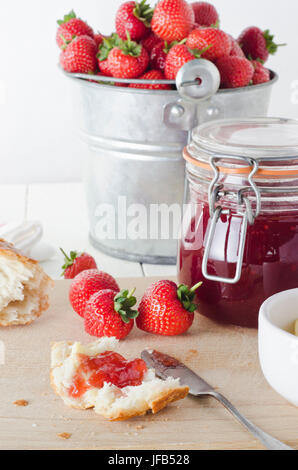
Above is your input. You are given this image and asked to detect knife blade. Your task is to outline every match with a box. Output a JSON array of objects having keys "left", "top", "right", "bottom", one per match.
[{"left": 141, "top": 349, "right": 214, "bottom": 396}]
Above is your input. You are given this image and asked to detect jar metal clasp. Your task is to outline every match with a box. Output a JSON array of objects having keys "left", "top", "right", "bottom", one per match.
[{"left": 202, "top": 156, "right": 261, "bottom": 285}]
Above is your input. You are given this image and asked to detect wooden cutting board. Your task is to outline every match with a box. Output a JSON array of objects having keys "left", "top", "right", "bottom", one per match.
[{"left": 0, "top": 278, "right": 297, "bottom": 450}]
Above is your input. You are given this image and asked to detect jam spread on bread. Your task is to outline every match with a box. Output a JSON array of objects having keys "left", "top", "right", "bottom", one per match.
[{"left": 69, "top": 352, "right": 148, "bottom": 398}]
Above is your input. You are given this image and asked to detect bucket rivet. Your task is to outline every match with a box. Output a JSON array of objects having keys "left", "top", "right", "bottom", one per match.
[{"left": 171, "top": 104, "right": 185, "bottom": 118}]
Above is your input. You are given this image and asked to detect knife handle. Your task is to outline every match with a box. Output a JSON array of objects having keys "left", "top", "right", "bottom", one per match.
[{"left": 211, "top": 392, "right": 293, "bottom": 451}]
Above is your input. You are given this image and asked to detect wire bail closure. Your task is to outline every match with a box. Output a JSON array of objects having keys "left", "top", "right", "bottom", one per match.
[{"left": 202, "top": 156, "right": 260, "bottom": 284}]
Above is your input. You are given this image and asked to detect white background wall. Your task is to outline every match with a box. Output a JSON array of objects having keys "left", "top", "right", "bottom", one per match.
[{"left": 0, "top": 0, "right": 297, "bottom": 184}]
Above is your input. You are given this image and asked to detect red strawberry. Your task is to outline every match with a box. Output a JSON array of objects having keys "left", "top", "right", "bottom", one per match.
[
  {"left": 152, "top": 0, "right": 195, "bottom": 42},
  {"left": 216, "top": 56, "right": 254, "bottom": 89},
  {"left": 116, "top": 0, "right": 154, "bottom": 41},
  {"left": 69, "top": 269, "right": 120, "bottom": 318},
  {"left": 165, "top": 44, "right": 201, "bottom": 79},
  {"left": 129, "top": 70, "right": 171, "bottom": 89},
  {"left": 85, "top": 289, "right": 138, "bottom": 340},
  {"left": 238, "top": 27, "right": 283, "bottom": 63},
  {"left": 187, "top": 28, "right": 232, "bottom": 61},
  {"left": 150, "top": 42, "right": 168, "bottom": 73},
  {"left": 108, "top": 34, "right": 149, "bottom": 78},
  {"left": 186, "top": 28, "right": 209, "bottom": 51},
  {"left": 191, "top": 2, "right": 219, "bottom": 27},
  {"left": 97, "top": 34, "right": 122, "bottom": 76},
  {"left": 56, "top": 10, "right": 94, "bottom": 49},
  {"left": 136, "top": 280, "right": 202, "bottom": 336},
  {"left": 251, "top": 60, "right": 270, "bottom": 85},
  {"left": 61, "top": 249, "right": 97, "bottom": 279},
  {"left": 141, "top": 32, "right": 163, "bottom": 52},
  {"left": 98, "top": 59, "right": 113, "bottom": 76},
  {"left": 94, "top": 34, "right": 104, "bottom": 48},
  {"left": 60, "top": 35, "right": 97, "bottom": 73},
  {"left": 229, "top": 36, "right": 245, "bottom": 58}
]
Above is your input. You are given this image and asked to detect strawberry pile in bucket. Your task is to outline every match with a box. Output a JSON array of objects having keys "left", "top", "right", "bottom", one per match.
[{"left": 57, "top": 0, "right": 284, "bottom": 90}]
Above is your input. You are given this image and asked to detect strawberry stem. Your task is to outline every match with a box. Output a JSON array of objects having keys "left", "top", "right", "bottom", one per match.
[
  {"left": 127, "top": 288, "right": 136, "bottom": 299},
  {"left": 177, "top": 282, "right": 202, "bottom": 313},
  {"left": 60, "top": 248, "right": 79, "bottom": 275},
  {"left": 263, "top": 30, "right": 286, "bottom": 55},
  {"left": 120, "top": 32, "right": 142, "bottom": 57},
  {"left": 188, "top": 44, "right": 212, "bottom": 59},
  {"left": 133, "top": 0, "right": 154, "bottom": 28},
  {"left": 57, "top": 10, "right": 76, "bottom": 26},
  {"left": 60, "top": 247, "right": 71, "bottom": 262},
  {"left": 97, "top": 33, "right": 121, "bottom": 60},
  {"left": 190, "top": 282, "right": 203, "bottom": 294},
  {"left": 114, "top": 289, "right": 139, "bottom": 323}
]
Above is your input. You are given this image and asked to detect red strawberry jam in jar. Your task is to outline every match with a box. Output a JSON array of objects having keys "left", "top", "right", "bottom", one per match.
[{"left": 178, "top": 118, "right": 298, "bottom": 328}]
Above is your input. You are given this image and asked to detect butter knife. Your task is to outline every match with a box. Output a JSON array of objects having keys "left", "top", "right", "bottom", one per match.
[{"left": 141, "top": 349, "right": 293, "bottom": 451}]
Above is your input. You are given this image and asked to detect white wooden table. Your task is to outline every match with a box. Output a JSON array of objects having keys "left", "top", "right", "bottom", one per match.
[{"left": 0, "top": 183, "right": 177, "bottom": 280}]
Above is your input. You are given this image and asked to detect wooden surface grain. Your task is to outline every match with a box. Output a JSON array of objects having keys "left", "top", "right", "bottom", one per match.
[{"left": 0, "top": 278, "right": 297, "bottom": 450}]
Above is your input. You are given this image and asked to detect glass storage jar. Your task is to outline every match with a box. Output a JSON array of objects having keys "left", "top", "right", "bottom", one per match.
[{"left": 178, "top": 118, "right": 298, "bottom": 328}]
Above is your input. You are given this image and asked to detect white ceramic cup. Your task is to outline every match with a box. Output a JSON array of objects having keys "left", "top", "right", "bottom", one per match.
[{"left": 259, "top": 288, "right": 298, "bottom": 407}]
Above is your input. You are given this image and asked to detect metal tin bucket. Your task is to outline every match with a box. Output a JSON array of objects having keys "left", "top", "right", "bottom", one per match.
[{"left": 67, "top": 67, "right": 278, "bottom": 264}]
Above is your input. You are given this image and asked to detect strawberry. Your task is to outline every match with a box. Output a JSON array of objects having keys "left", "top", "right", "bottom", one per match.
[
  {"left": 69, "top": 269, "right": 120, "bottom": 318},
  {"left": 152, "top": 0, "right": 195, "bottom": 42},
  {"left": 251, "top": 60, "right": 270, "bottom": 85},
  {"left": 186, "top": 28, "right": 209, "bottom": 51},
  {"left": 94, "top": 33, "right": 104, "bottom": 48},
  {"left": 61, "top": 248, "right": 97, "bottom": 279},
  {"left": 85, "top": 289, "right": 139, "bottom": 340},
  {"left": 116, "top": 0, "right": 154, "bottom": 41},
  {"left": 97, "top": 34, "right": 122, "bottom": 76},
  {"left": 56, "top": 10, "right": 94, "bottom": 49},
  {"left": 164, "top": 44, "right": 203, "bottom": 80},
  {"left": 238, "top": 27, "right": 284, "bottom": 63},
  {"left": 60, "top": 35, "right": 97, "bottom": 74},
  {"left": 98, "top": 59, "right": 113, "bottom": 77},
  {"left": 187, "top": 28, "right": 232, "bottom": 61},
  {"left": 216, "top": 55, "right": 254, "bottom": 89},
  {"left": 129, "top": 70, "right": 171, "bottom": 89},
  {"left": 108, "top": 34, "right": 149, "bottom": 78},
  {"left": 141, "top": 32, "right": 163, "bottom": 52},
  {"left": 229, "top": 36, "right": 245, "bottom": 58},
  {"left": 191, "top": 2, "right": 219, "bottom": 27},
  {"left": 150, "top": 41, "right": 170, "bottom": 73},
  {"left": 136, "top": 280, "right": 202, "bottom": 336}
]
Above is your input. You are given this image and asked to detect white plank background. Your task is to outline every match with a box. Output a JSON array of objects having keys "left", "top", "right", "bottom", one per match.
[{"left": 1, "top": 183, "right": 176, "bottom": 280}]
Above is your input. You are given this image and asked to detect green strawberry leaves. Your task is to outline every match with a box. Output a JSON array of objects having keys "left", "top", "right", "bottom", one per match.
[
  {"left": 189, "top": 44, "right": 212, "bottom": 59},
  {"left": 177, "top": 282, "right": 202, "bottom": 313},
  {"left": 114, "top": 289, "right": 139, "bottom": 324},
  {"left": 120, "top": 32, "right": 142, "bottom": 57},
  {"left": 59, "top": 33, "right": 76, "bottom": 50},
  {"left": 134, "top": 0, "right": 154, "bottom": 28},
  {"left": 210, "top": 20, "right": 220, "bottom": 29},
  {"left": 97, "top": 33, "right": 122, "bottom": 61},
  {"left": 99, "top": 32, "right": 141, "bottom": 59},
  {"left": 57, "top": 10, "right": 76, "bottom": 26},
  {"left": 263, "top": 29, "right": 286, "bottom": 56},
  {"left": 60, "top": 248, "right": 79, "bottom": 275}
]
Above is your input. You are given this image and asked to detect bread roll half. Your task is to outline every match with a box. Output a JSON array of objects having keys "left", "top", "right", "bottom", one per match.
[
  {"left": 0, "top": 239, "right": 53, "bottom": 326},
  {"left": 51, "top": 338, "right": 189, "bottom": 421}
]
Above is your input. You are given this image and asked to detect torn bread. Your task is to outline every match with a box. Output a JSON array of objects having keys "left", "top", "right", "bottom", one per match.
[
  {"left": 51, "top": 338, "right": 189, "bottom": 421},
  {"left": 0, "top": 239, "right": 53, "bottom": 326}
]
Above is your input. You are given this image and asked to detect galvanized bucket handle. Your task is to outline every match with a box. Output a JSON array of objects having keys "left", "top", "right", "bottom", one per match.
[{"left": 163, "top": 59, "right": 221, "bottom": 131}]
